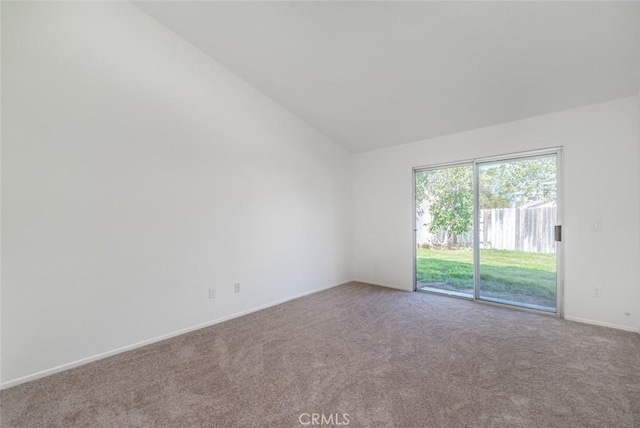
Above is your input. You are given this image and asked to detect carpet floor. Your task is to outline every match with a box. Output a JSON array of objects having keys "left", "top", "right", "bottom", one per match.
[{"left": 2, "top": 282, "right": 640, "bottom": 427}]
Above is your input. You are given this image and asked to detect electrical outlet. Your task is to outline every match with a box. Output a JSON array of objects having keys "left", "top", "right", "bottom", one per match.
[
  {"left": 592, "top": 220, "right": 602, "bottom": 232},
  {"left": 208, "top": 288, "right": 216, "bottom": 299},
  {"left": 593, "top": 286, "right": 602, "bottom": 298},
  {"left": 234, "top": 282, "right": 241, "bottom": 293}
]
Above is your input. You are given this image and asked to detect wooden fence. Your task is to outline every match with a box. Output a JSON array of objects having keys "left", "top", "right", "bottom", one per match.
[
  {"left": 480, "top": 206, "right": 557, "bottom": 253},
  {"left": 420, "top": 206, "right": 557, "bottom": 254}
]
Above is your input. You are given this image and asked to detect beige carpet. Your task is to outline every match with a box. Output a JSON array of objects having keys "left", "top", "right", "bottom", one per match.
[{"left": 2, "top": 282, "right": 639, "bottom": 427}]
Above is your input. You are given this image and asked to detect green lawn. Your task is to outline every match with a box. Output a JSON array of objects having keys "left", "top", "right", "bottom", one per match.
[{"left": 416, "top": 248, "right": 556, "bottom": 305}]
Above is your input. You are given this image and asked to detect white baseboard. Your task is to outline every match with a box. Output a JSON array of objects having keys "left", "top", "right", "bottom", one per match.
[
  {"left": 353, "top": 279, "right": 412, "bottom": 292},
  {"left": 564, "top": 316, "right": 639, "bottom": 333},
  {"left": 1, "top": 280, "right": 352, "bottom": 390}
]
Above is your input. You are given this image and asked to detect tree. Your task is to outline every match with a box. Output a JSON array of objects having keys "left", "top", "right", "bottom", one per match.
[
  {"left": 479, "top": 157, "right": 556, "bottom": 209},
  {"left": 417, "top": 166, "right": 473, "bottom": 245}
]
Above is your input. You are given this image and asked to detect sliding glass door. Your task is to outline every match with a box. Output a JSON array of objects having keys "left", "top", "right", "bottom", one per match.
[
  {"left": 477, "top": 155, "right": 558, "bottom": 312},
  {"left": 414, "top": 150, "right": 561, "bottom": 314},
  {"left": 415, "top": 165, "right": 474, "bottom": 298}
]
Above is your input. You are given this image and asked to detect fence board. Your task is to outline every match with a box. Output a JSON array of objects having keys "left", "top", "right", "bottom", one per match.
[{"left": 481, "top": 206, "right": 556, "bottom": 253}]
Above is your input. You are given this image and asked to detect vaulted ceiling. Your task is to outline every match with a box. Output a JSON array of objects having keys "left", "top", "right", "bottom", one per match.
[{"left": 135, "top": 1, "right": 640, "bottom": 153}]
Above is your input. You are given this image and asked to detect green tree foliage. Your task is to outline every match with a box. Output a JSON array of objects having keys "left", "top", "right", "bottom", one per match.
[
  {"left": 479, "top": 157, "right": 556, "bottom": 209},
  {"left": 417, "top": 166, "right": 473, "bottom": 242}
]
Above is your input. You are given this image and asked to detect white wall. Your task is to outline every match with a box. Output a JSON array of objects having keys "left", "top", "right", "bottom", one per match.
[
  {"left": 0, "top": 0, "right": 3, "bottom": 387},
  {"left": 1, "top": 2, "right": 352, "bottom": 386},
  {"left": 353, "top": 96, "right": 640, "bottom": 332}
]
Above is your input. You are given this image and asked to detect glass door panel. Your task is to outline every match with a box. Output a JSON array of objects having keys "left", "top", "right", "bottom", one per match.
[
  {"left": 477, "top": 155, "right": 558, "bottom": 312},
  {"left": 415, "top": 165, "right": 474, "bottom": 298}
]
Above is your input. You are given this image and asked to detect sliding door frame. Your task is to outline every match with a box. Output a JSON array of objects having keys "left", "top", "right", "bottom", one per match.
[{"left": 413, "top": 147, "right": 564, "bottom": 317}]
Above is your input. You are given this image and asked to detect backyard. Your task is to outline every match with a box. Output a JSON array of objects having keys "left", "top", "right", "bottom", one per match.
[{"left": 416, "top": 247, "right": 556, "bottom": 309}]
